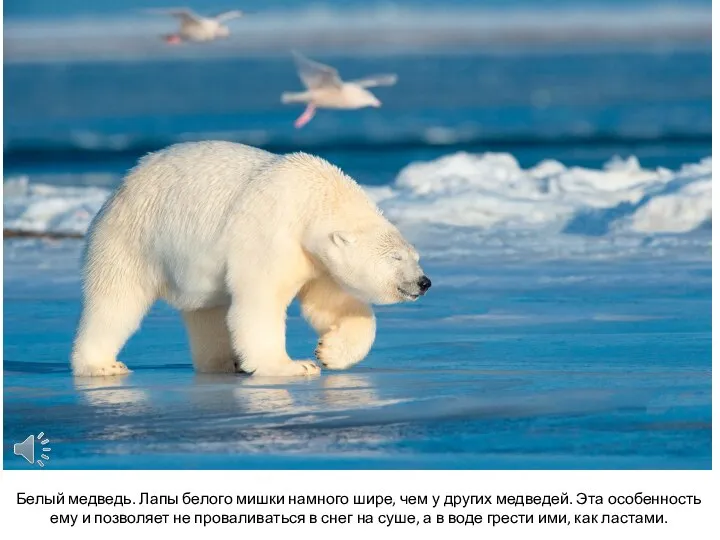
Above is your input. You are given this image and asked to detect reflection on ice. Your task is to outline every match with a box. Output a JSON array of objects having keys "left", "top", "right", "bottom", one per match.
[
  {"left": 74, "top": 375, "right": 148, "bottom": 412},
  {"left": 233, "top": 378, "right": 295, "bottom": 416},
  {"left": 321, "top": 374, "right": 379, "bottom": 410},
  {"left": 230, "top": 373, "right": 400, "bottom": 417}
]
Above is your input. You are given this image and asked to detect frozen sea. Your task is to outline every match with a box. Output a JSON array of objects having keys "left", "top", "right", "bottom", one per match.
[{"left": 2, "top": 0, "right": 712, "bottom": 469}]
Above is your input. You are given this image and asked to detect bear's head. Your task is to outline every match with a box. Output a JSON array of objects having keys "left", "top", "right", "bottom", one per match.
[{"left": 316, "top": 225, "right": 431, "bottom": 305}]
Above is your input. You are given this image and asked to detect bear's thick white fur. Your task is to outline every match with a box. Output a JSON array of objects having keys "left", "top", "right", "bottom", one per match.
[{"left": 71, "top": 141, "right": 427, "bottom": 377}]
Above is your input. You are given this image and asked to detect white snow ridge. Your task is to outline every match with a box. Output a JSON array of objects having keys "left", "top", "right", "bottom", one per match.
[
  {"left": 3, "top": 176, "right": 110, "bottom": 236},
  {"left": 369, "top": 153, "right": 711, "bottom": 236},
  {"left": 3, "top": 153, "right": 712, "bottom": 244}
]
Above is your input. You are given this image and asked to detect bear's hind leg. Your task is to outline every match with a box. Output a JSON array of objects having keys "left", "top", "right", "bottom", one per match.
[
  {"left": 299, "top": 277, "right": 376, "bottom": 370},
  {"left": 182, "top": 306, "right": 237, "bottom": 373},
  {"left": 71, "top": 262, "right": 157, "bottom": 377}
]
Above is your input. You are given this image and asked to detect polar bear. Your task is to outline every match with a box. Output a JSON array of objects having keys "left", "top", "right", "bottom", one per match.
[{"left": 71, "top": 141, "right": 431, "bottom": 377}]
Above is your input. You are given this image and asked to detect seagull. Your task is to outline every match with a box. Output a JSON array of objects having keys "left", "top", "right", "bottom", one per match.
[
  {"left": 281, "top": 51, "right": 398, "bottom": 128},
  {"left": 146, "top": 8, "right": 247, "bottom": 44}
]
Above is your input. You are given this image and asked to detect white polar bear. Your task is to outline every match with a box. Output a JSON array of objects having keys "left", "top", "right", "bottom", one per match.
[{"left": 71, "top": 141, "right": 431, "bottom": 377}]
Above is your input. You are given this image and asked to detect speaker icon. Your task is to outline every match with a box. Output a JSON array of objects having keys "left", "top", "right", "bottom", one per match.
[{"left": 14, "top": 432, "right": 52, "bottom": 467}]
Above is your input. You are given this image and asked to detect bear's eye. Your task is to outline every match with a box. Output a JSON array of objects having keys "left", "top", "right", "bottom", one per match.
[{"left": 390, "top": 252, "right": 404, "bottom": 261}]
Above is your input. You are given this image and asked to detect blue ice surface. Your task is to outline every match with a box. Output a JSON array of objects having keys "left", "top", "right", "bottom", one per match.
[{"left": 3, "top": 238, "right": 711, "bottom": 470}]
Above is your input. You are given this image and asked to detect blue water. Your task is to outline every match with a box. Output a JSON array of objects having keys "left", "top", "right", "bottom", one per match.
[
  {"left": 3, "top": 0, "right": 712, "bottom": 180},
  {"left": 3, "top": 49, "right": 712, "bottom": 187},
  {"left": 2, "top": 0, "right": 712, "bottom": 470},
  {"left": 4, "top": 0, "right": 711, "bottom": 18}
]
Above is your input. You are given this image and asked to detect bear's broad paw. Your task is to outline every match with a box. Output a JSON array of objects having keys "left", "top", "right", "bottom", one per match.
[
  {"left": 252, "top": 360, "right": 321, "bottom": 377},
  {"left": 73, "top": 360, "right": 131, "bottom": 378},
  {"left": 315, "top": 333, "right": 357, "bottom": 370}
]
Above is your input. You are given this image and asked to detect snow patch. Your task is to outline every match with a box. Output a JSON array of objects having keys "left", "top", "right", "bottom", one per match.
[
  {"left": 368, "top": 153, "right": 711, "bottom": 235},
  {"left": 4, "top": 154, "right": 711, "bottom": 246}
]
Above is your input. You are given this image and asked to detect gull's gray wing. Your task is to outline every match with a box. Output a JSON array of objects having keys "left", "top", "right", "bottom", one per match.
[
  {"left": 214, "top": 10, "right": 245, "bottom": 22},
  {"left": 291, "top": 51, "right": 343, "bottom": 90},
  {"left": 350, "top": 74, "right": 398, "bottom": 88},
  {"left": 145, "top": 8, "right": 204, "bottom": 24}
]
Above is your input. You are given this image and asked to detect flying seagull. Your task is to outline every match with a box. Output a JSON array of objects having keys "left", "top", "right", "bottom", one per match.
[
  {"left": 146, "top": 8, "right": 247, "bottom": 44},
  {"left": 281, "top": 51, "right": 398, "bottom": 128}
]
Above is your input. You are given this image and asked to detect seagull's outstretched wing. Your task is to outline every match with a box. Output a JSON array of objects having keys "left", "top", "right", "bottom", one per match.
[
  {"left": 214, "top": 10, "right": 245, "bottom": 22},
  {"left": 145, "top": 8, "right": 204, "bottom": 24},
  {"left": 292, "top": 51, "right": 343, "bottom": 90},
  {"left": 351, "top": 74, "right": 398, "bottom": 88}
]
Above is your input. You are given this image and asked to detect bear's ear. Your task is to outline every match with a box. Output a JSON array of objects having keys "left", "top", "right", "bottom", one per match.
[{"left": 331, "top": 231, "right": 356, "bottom": 247}]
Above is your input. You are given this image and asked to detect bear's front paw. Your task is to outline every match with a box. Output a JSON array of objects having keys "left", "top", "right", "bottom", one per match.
[
  {"left": 293, "top": 360, "right": 322, "bottom": 376},
  {"left": 315, "top": 331, "right": 363, "bottom": 370},
  {"left": 73, "top": 360, "right": 131, "bottom": 378},
  {"left": 252, "top": 360, "right": 321, "bottom": 377}
]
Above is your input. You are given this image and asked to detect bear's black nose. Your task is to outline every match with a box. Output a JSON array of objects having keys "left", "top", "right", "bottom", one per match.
[{"left": 418, "top": 276, "right": 432, "bottom": 294}]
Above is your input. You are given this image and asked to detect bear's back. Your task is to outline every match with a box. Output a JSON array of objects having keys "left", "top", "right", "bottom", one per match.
[
  {"left": 131, "top": 141, "right": 278, "bottom": 192},
  {"left": 111, "top": 140, "right": 279, "bottom": 230},
  {"left": 92, "top": 141, "right": 281, "bottom": 257}
]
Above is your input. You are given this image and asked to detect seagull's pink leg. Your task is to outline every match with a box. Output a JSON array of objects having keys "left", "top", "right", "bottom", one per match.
[
  {"left": 164, "top": 34, "right": 182, "bottom": 45},
  {"left": 294, "top": 104, "right": 316, "bottom": 129}
]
